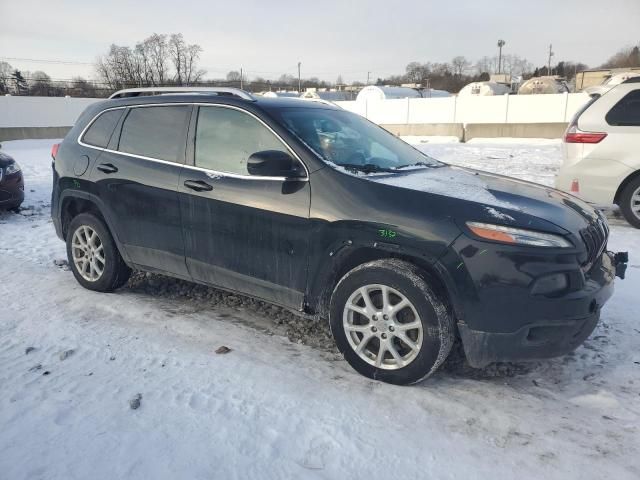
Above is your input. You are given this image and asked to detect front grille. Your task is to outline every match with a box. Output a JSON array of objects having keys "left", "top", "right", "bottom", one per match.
[{"left": 580, "top": 216, "right": 608, "bottom": 270}]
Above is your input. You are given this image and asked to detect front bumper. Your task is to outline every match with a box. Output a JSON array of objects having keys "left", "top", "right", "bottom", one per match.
[
  {"left": 457, "top": 251, "right": 618, "bottom": 367},
  {"left": 458, "top": 309, "right": 602, "bottom": 368}
]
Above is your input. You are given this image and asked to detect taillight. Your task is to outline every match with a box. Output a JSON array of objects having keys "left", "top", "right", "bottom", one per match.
[
  {"left": 51, "top": 143, "right": 60, "bottom": 160},
  {"left": 563, "top": 125, "right": 607, "bottom": 144}
]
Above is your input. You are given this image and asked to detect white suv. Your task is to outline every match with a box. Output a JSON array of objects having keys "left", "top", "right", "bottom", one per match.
[{"left": 556, "top": 78, "right": 640, "bottom": 227}]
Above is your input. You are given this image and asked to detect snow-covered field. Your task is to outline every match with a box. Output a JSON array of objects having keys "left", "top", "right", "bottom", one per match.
[{"left": 1, "top": 138, "right": 639, "bottom": 480}]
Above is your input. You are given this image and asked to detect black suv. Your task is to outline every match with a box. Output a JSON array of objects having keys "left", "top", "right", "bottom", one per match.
[{"left": 51, "top": 87, "right": 626, "bottom": 385}]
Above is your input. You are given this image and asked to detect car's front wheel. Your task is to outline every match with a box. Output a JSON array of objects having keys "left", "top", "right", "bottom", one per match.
[
  {"left": 619, "top": 176, "right": 640, "bottom": 228},
  {"left": 329, "top": 259, "right": 454, "bottom": 385},
  {"left": 66, "top": 213, "right": 131, "bottom": 291}
]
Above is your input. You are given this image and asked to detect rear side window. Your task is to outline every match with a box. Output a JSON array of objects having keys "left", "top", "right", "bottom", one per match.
[
  {"left": 82, "top": 109, "right": 124, "bottom": 148},
  {"left": 195, "top": 106, "right": 289, "bottom": 175},
  {"left": 606, "top": 90, "right": 640, "bottom": 126},
  {"left": 118, "top": 106, "right": 191, "bottom": 162}
]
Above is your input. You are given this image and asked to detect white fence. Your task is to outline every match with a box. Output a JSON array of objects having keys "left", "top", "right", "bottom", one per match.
[
  {"left": 0, "top": 93, "right": 590, "bottom": 131},
  {"left": 0, "top": 96, "right": 101, "bottom": 128},
  {"left": 335, "top": 92, "right": 591, "bottom": 125}
]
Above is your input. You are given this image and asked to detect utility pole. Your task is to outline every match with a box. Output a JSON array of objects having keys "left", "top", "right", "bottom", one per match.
[
  {"left": 297, "top": 62, "right": 301, "bottom": 93},
  {"left": 548, "top": 44, "right": 554, "bottom": 75},
  {"left": 497, "top": 39, "right": 506, "bottom": 74},
  {"left": 240, "top": 67, "right": 243, "bottom": 90},
  {"left": 367, "top": 71, "right": 371, "bottom": 85}
]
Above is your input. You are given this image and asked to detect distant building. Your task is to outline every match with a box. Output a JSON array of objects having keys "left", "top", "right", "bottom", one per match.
[{"left": 575, "top": 67, "right": 640, "bottom": 92}]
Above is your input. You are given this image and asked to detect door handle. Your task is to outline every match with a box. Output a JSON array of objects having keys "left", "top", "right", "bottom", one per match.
[
  {"left": 97, "top": 163, "right": 118, "bottom": 174},
  {"left": 184, "top": 179, "right": 213, "bottom": 192}
]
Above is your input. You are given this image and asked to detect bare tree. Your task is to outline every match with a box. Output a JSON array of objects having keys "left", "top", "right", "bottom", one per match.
[
  {"left": 168, "top": 34, "right": 205, "bottom": 85},
  {"left": 452, "top": 56, "right": 471, "bottom": 76},
  {"left": 29, "top": 71, "right": 53, "bottom": 96},
  {"left": 97, "top": 33, "right": 204, "bottom": 89},
  {"left": 69, "top": 77, "right": 100, "bottom": 97},
  {"left": 0, "top": 61, "right": 13, "bottom": 94},
  {"left": 601, "top": 45, "right": 640, "bottom": 68},
  {"left": 475, "top": 56, "right": 493, "bottom": 75},
  {"left": 226, "top": 70, "right": 241, "bottom": 82},
  {"left": 405, "top": 62, "right": 430, "bottom": 84},
  {"left": 144, "top": 33, "right": 169, "bottom": 85}
]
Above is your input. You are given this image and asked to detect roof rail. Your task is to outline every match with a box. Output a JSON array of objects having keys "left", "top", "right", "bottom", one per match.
[
  {"left": 108, "top": 87, "right": 256, "bottom": 101},
  {"left": 622, "top": 76, "right": 640, "bottom": 84}
]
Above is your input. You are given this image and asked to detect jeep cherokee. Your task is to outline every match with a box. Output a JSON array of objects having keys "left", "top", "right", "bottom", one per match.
[{"left": 51, "top": 87, "right": 627, "bottom": 385}]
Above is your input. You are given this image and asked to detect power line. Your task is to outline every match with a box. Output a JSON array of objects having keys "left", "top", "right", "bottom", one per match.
[{"left": 0, "top": 56, "right": 95, "bottom": 66}]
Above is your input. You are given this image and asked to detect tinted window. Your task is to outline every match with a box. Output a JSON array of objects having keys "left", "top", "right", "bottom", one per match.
[
  {"left": 195, "top": 106, "right": 289, "bottom": 175},
  {"left": 119, "top": 106, "right": 191, "bottom": 162},
  {"left": 82, "top": 109, "right": 124, "bottom": 148},
  {"left": 606, "top": 90, "right": 640, "bottom": 126}
]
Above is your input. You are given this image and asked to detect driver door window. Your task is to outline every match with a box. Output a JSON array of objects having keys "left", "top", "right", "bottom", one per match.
[{"left": 195, "top": 106, "right": 291, "bottom": 175}]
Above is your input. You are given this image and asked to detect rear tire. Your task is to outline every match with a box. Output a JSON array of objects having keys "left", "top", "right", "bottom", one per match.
[
  {"left": 619, "top": 177, "right": 640, "bottom": 229},
  {"left": 329, "top": 259, "right": 454, "bottom": 385},
  {"left": 66, "top": 213, "right": 131, "bottom": 292}
]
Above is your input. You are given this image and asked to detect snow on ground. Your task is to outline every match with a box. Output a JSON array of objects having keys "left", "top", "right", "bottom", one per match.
[
  {"left": 413, "top": 138, "right": 563, "bottom": 187},
  {"left": 1, "top": 139, "right": 639, "bottom": 480}
]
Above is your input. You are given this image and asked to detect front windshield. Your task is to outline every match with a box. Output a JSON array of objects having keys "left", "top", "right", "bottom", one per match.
[{"left": 275, "top": 107, "right": 442, "bottom": 172}]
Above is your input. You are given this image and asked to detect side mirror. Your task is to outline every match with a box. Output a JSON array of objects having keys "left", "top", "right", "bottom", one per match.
[{"left": 247, "top": 150, "right": 304, "bottom": 178}]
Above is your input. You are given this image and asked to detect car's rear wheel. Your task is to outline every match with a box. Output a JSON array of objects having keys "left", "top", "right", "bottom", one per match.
[
  {"left": 619, "top": 177, "right": 640, "bottom": 228},
  {"left": 329, "top": 259, "right": 454, "bottom": 385},
  {"left": 66, "top": 213, "right": 131, "bottom": 291}
]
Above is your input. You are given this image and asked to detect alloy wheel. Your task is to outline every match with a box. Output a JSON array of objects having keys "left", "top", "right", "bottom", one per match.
[
  {"left": 342, "top": 284, "right": 423, "bottom": 369},
  {"left": 71, "top": 225, "right": 105, "bottom": 282},
  {"left": 631, "top": 186, "right": 640, "bottom": 220}
]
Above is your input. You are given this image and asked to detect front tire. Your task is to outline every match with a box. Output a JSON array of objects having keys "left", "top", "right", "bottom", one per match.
[
  {"left": 619, "top": 177, "right": 640, "bottom": 228},
  {"left": 66, "top": 213, "right": 131, "bottom": 292},
  {"left": 329, "top": 259, "right": 454, "bottom": 385}
]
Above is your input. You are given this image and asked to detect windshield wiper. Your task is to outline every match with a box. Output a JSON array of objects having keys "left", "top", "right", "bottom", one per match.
[
  {"left": 394, "top": 161, "right": 439, "bottom": 170},
  {"left": 339, "top": 163, "right": 396, "bottom": 174}
]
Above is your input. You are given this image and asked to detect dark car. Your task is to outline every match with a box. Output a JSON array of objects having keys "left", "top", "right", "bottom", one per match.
[
  {"left": 0, "top": 146, "right": 24, "bottom": 211},
  {"left": 50, "top": 87, "right": 627, "bottom": 385}
]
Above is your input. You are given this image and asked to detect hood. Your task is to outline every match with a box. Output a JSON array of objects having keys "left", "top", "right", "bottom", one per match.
[
  {"left": 369, "top": 165, "right": 598, "bottom": 233},
  {"left": 0, "top": 151, "right": 16, "bottom": 168}
]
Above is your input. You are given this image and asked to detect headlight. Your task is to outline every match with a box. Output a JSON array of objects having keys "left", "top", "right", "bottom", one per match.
[
  {"left": 466, "top": 221, "right": 573, "bottom": 248},
  {"left": 5, "top": 162, "right": 21, "bottom": 175}
]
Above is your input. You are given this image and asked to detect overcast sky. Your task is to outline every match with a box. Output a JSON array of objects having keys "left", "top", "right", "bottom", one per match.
[{"left": 1, "top": 0, "right": 639, "bottom": 83}]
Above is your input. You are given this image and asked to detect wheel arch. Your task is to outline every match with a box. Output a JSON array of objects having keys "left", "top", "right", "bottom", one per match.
[
  {"left": 614, "top": 169, "right": 640, "bottom": 205},
  {"left": 58, "top": 190, "right": 131, "bottom": 264},
  {"left": 309, "top": 245, "right": 460, "bottom": 324}
]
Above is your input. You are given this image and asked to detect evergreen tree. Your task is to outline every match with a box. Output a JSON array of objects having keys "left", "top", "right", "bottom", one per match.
[{"left": 11, "top": 70, "right": 28, "bottom": 95}]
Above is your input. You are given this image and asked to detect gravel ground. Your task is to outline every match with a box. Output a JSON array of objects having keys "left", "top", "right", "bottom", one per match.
[{"left": 126, "top": 271, "right": 338, "bottom": 352}]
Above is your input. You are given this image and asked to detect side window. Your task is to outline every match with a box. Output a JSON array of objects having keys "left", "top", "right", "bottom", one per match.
[
  {"left": 606, "top": 90, "right": 640, "bottom": 126},
  {"left": 82, "top": 109, "right": 124, "bottom": 148},
  {"left": 118, "top": 106, "right": 191, "bottom": 162},
  {"left": 195, "top": 106, "right": 291, "bottom": 175}
]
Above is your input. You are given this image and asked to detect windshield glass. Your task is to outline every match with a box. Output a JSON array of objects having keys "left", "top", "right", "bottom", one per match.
[{"left": 275, "top": 108, "right": 442, "bottom": 172}]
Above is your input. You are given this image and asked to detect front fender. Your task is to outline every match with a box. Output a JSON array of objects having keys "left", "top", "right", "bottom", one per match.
[{"left": 304, "top": 218, "right": 462, "bottom": 316}]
